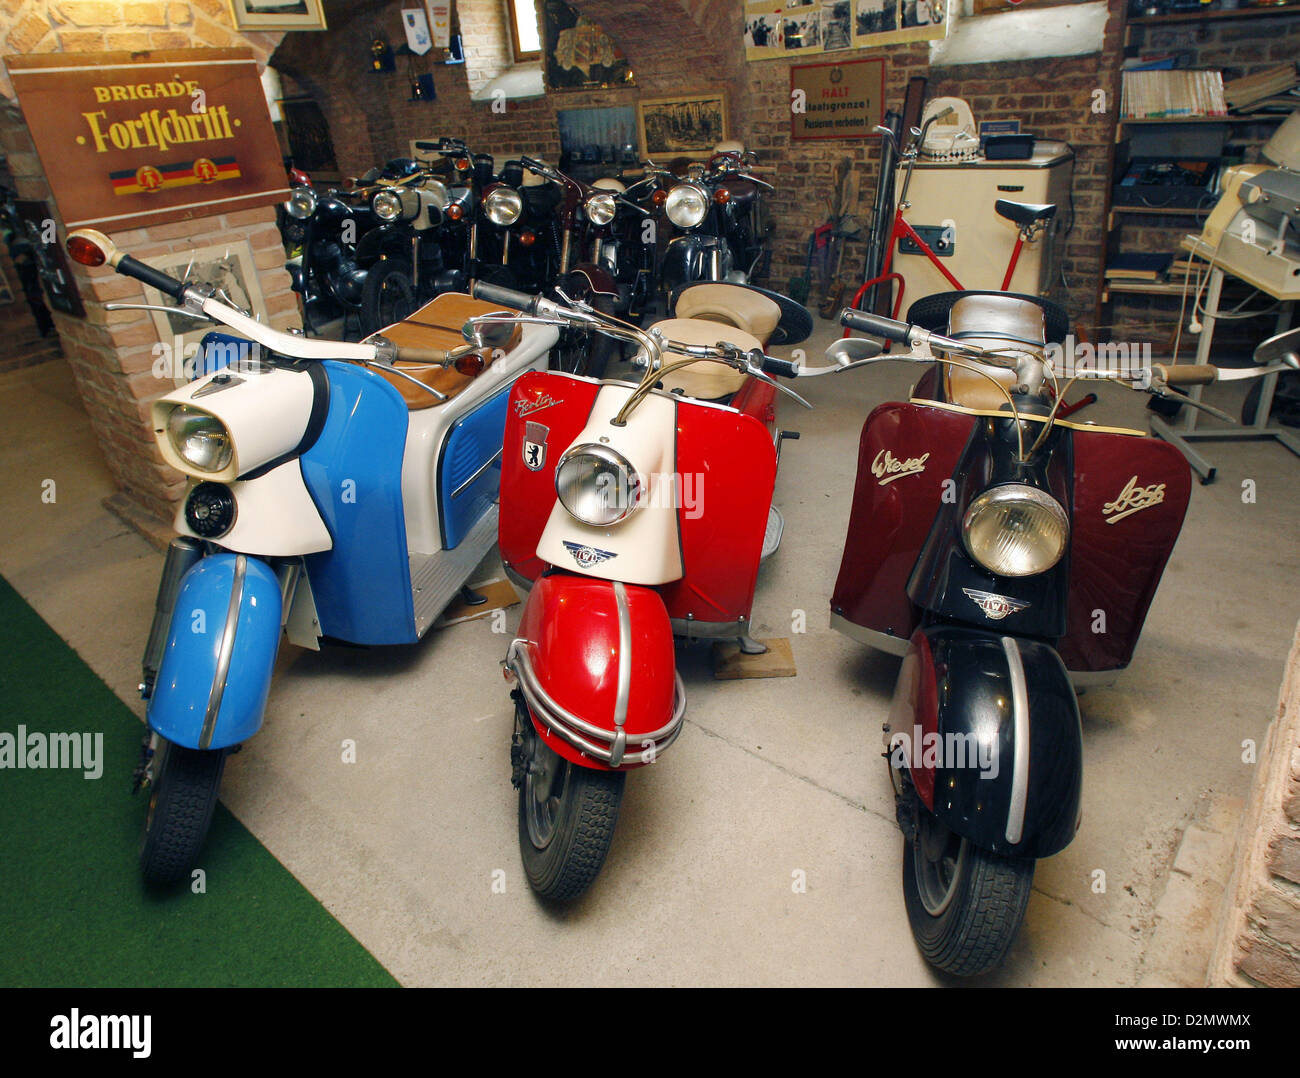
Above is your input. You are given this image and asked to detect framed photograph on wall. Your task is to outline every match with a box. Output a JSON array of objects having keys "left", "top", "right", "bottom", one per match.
[
  {"left": 637, "top": 93, "right": 730, "bottom": 158},
  {"left": 543, "top": 0, "right": 634, "bottom": 92},
  {"left": 228, "top": 1, "right": 328, "bottom": 32},
  {"left": 140, "top": 241, "right": 266, "bottom": 376}
]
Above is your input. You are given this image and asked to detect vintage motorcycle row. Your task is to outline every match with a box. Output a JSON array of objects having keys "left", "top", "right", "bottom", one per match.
[
  {"left": 65, "top": 219, "right": 1297, "bottom": 978},
  {"left": 282, "top": 137, "right": 774, "bottom": 344}
]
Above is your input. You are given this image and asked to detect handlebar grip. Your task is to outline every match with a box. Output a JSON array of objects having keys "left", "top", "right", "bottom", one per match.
[
  {"left": 840, "top": 308, "right": 914, "bottom": 343},
  {"left": 471, "top": 281, "right": 538, "bottom": 313},
  {"left": 116, "top": 254, "right": 186, "bottom": 300},
  {"left": 760, "top": 354, "right": 800, "bottom": 379},
  {"left": 1154, "top": 362, "right": 1217, "bottom": 386},
  {"left": 394, "top": 346, "right": 450, "bottom": 365}
]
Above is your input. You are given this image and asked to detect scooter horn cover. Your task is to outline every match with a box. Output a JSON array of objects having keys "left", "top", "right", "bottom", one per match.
[{"left": 512, "top": 573, "right": 681, "bottom": 771}]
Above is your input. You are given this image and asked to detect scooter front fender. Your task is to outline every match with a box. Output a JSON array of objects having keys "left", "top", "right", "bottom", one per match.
[
  {"left": 889, "top": 625, "right": 1082, "bottom": 859},
  {"left": 147, "top": 553, "right": 282, "bottom": 751},
  {"left": 508, "top": 572, "right": 683, "bottom": 771}
]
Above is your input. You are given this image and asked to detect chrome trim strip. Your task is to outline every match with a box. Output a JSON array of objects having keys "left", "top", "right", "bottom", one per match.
[
  {"left": 828, "top": 612, "right": 910, "bottom": 656},
  {"left": 451, "top": 447, "right": 503, "bottom": 499},
  {"left": 200, "top": 554, "right": 246, "bottom": 750},
  {"left": 1001, "top": 635, "right": 1031, "bottom": 845},
  {"left": 610, "top": 582, "right": 632, "bottom": 767},
  {"left": 669, "top": 616, "right": 751, "bottom": 641},
  {"left": 507, "top": 639, "right": 685, "bottom": 766}
]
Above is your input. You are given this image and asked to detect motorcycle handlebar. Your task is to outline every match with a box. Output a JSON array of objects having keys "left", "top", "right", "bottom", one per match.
[{"left": 471, "top": 280, "right": 541, "bottom": 314}]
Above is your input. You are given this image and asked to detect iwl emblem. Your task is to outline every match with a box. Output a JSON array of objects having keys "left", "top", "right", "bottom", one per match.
[
  {"left": 562, "top": 541, "right": 617, "bottom": 569},
  {"left": 962, "top": 588, "right": 1030, "bottom": 621},
  {"left": 524, "top": 421, "right": 548, "bottom": 471},
  {"left": 1102, "top": 475, "right": 1165, "bottom": 524}
]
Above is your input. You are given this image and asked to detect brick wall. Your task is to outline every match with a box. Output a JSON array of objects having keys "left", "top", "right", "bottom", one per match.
[
  {"left": 1211, "top": 620, "right": 1300, "bottom": 988},
  {"left": 0, "top": 3, "right": 288, "bottom": 526}
]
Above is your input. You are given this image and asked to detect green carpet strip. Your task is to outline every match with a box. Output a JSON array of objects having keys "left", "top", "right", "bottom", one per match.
[{"left": 0, "top": 575, "right": 397, "bottom": 987}]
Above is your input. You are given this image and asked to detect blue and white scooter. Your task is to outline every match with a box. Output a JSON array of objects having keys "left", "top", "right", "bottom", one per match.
[{"left": 66, "top": 229, "right": 556, "bottom": 885}]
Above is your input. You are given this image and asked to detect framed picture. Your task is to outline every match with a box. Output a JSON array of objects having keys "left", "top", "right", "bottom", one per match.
[
  {"left": 228, "top": 0, "right": 328, "bottom": 32},
  {"left": 140, "top": 241, "right": 266, "bottom": 375},
  {"left": 637, "top": 93, "right": 729, "bottom": 158},
  {"left": 543, "top": 0, "right": 633, "bottom": 92}
]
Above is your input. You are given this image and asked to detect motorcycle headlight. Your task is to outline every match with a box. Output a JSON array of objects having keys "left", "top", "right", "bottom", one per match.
[
  {"left": 286, "top": 187, "right": 317, "bottom": 220},
  {"left": 423, "top": 178, "right": 450, "bottom": 210},
  {"left": 165, "top": 405, "right": 234, "bottom": 476},
  {"left": 585, "top": 192, "right": 617, "bottom": 226},
  {"left": 485, "top": 186, "right": 523, "bottom": 226},
  {"left": 962, "top": 484, "right": 1069, "bottom": 578},
  {"left": 664, "top": 183, "right": 709, "bottom": 229},
  {"left": 554, "top": 444, "right": 643, "bottom": 527},
  {"left": 373, "top": 189, "right": 404, "bottom": 222}
]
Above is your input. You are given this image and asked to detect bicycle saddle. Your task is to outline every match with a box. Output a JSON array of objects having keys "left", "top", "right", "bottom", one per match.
[{"left": 995, "top": 200, "right": 1056, "bottom": 227}]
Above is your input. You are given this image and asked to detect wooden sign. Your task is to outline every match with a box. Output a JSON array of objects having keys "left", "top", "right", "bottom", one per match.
[
  {"left": 790, "top": 58, "right": 886, "bottom": 140},
  {"left": 5, "top": 49, "right": 289, "bottom": 233}
]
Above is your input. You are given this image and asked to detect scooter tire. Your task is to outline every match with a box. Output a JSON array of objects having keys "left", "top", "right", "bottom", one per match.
[
  {"left": 139, "top": 740, "right": 225, "bottom": 887},
  {"left": 360, "top": 258, "right": 417, "bottom": 336},
  {"left": 518, "top": 736, "right": 625, "bottom": 903},
  {"left": 901, "top": 811, "right": 1034, "bottom": 977}
]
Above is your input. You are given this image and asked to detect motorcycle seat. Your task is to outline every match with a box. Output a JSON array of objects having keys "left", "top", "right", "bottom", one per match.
[
  {"left": 649, "top": 317, "right": 759, "bottom": 400},
  {"left": 994, "top": 199, "right": 1057, "bottom": 228},
  {"left": 672, "top": 283, "right": 781, "bottom": 346},
  {"left": 364, "top": 292, "right": 521, "bottom": 410}
]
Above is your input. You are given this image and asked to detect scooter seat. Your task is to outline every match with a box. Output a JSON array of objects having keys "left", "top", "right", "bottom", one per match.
[
  {"left": 366, "top": 293, "right": 521, "bottom": 410},
  {"left": 649, "top": 317, "right": 759, "bottom": 400},
  {"left": 994, "top": 199, "right": 1057, "bottom": 228},
  {"left": 672, "top": 283, "right": 781, "bottom": 346}
]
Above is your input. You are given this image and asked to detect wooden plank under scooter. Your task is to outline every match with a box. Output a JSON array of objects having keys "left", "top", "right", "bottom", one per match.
[{"left": 710, "top": 637, "right": 797, "bottom": 680}]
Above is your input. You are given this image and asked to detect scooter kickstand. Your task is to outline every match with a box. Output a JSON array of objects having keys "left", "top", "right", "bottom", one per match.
[{"left": 737, "top": 635, "right": 769, "bottom": 656}]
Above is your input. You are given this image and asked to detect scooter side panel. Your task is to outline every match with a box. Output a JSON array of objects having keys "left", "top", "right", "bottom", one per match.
[
  {"left": 1058, "top": 430, "right": 1192, "bottom": 673},
  {"left": 831, "top": 402, "right": 977, "bottom": 646},
  {"left": 438, "top": 385, "right": 510, "bottom": 549},
  {"left": 517, "top": 572, "right": 677, "bottom": 771},
  {"left": 300, "top": 361, "right": 417, "bottom": 644},
  {"left": 659, "top": 399, "right": 776, "bottom": 627},
  {"left": 894, "top": 625, "right": 1082, "bottom": 859},
  {"left": 499, "top": 372, "right": 603, "bottom": 583},
  {"left": 148, "top": 554, "right": 282, "bottom": 751}
]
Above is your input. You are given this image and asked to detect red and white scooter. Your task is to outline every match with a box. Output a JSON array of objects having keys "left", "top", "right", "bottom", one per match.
[{"left": 468, "top": 279, "right": 810, "bottom": 900}]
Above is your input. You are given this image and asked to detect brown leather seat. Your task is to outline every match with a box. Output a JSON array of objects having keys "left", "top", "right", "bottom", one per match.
[
  {"left": 672, "top": 283, "right": 781, "bottom": 346},
  {"left": 365, "top": 292, "right": 522, "bottom": 410}
]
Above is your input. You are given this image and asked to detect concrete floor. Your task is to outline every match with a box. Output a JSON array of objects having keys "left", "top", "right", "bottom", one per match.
[{"left": 2, "top": 322, "right": 1298, "bottom": 986}]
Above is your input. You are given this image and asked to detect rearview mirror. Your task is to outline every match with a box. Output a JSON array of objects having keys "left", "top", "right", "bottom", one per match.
[
  {"left": 825, "top": 337, "right": 883, "bottom": 366},
  {"left": 1254, "top": 326, "right": 1300, "bottom": 370}
]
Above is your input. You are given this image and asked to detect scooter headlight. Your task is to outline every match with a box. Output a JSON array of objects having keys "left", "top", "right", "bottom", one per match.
[
  {"left": 962, "top": 484, "right": 1069, "bottom": 578},
  {"left": 165, "top": 405, "right": 234, "bottom": 475},
  {"left": 664, "top": 183, "right": 709, "bottom": 228},
  {"left": 555, "top": 444, "right": 643, "bottom": 527},
  {"left": 423, "top": 178, "right": 450, "bottom": 210},
  {"left": 585, "top": 192, "right": 617, "bottom": 226},
  {"left": 373, "top": 189, "right": 404, "bottom": 221},
  {"left": 485, "top": 186, "right": 523, "bottom": 226},
  {"left": 286, "top": 187, "right": 317, "bottom": 220}
]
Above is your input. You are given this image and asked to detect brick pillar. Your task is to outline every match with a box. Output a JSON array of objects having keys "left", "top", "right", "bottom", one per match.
[{"left": 1211, "top": 620, "right": 1300, "bottom": 987}]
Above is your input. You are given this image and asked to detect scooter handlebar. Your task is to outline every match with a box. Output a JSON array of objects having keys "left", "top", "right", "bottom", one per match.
[
  {"left": 840, "top": 308, "right": 916, "bottom": 344},
  {"left": 393, "top": 345, "right": 452, "bottom": 365},
  {"left": 471, "top": 281, "right": 540, "bottom": 314},
  {"left": 66, "top": 228, "right": 186, "bottom": 299},
  {"left": 1153, "top": 362, "right": 1218, "bottom": 386},
  {"left": 758, "top": 353, "right": 800, "bottom": 379}
]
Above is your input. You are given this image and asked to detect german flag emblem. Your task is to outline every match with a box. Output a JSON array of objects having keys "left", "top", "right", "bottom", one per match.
[{"left": 110, "top": 156, "right": 241, "bottom": 196}]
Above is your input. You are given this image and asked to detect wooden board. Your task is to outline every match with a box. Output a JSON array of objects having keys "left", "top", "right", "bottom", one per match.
[
  {"left": 433, "top": 578, "right": 519, "bottom": 629},
  {"left": 711, "top": 637, "right": 796, "bottom": 680}
]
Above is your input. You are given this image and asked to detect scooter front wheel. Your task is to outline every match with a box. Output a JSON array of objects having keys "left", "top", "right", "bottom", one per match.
[
  {"left": 516, "top": 717, "right": 624, "bottom": 902},
  {"left": 901, "top": 807, "right": 1034, "bottom": 977},
  {"left": 139, "top": 738, "right": 226, "bottom": 887}
]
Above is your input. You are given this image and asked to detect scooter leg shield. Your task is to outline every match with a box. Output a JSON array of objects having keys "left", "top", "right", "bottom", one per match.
[
  {"left": 888, "top": 625, "right": 1082, "bottom": 859},
  {"left": 508, "top": 573, "right": 684, "bottom": 770},
  {"left": 147, "top": 553, "right": 283, "bottom": 752}
]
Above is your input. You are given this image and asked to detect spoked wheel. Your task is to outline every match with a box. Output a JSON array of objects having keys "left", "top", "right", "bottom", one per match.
[
  {"left": 361, "top": 258, "right": 417, "bottom": 335},
  {"left": 139, "top": 737, "right": 226, "bottom": 886},
  {"left": 513, "top": 701, "right": 624, "bottom": 902},
  {"left": 901, "top": 805, "right": 1035, "bottom": 977}
]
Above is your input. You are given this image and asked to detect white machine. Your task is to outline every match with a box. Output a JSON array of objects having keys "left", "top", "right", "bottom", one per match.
[{"left": 894, "top": 140, "right": 1075, "bottom": 301}]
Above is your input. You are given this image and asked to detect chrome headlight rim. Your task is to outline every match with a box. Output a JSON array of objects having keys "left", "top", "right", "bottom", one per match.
[
  {"left": 962, "top": 483, "right": 1069, "bottom": 578},
  {"left": 165, "top": 404, "right": 234, "bottom": 476},
  {"left": 664, "top": 183, "right": 709, "bottom": 229},
  {"left": 554, "top": 443, "right": 643, "bottom": 527},
  {"left": 372, "top": 189, "right": 405, "bottom": 222},
  {"left": 286, "top": 187, "right": 317, "bottom": 220},
  {"left": 585, "top": 191, "right": 617, "bottom": 226},
  {"left": 484, "top": 186, "right": 524, "bottom": 227}
]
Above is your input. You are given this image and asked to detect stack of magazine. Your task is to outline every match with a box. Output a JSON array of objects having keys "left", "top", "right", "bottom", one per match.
[{"left": 1121, "top": 69, "right": 1228, "bottom": 119}]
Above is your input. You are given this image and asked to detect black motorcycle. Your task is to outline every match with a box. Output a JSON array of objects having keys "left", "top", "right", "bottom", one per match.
[{"left": 282, "top": 184, "right": 376, "bottom": 337}]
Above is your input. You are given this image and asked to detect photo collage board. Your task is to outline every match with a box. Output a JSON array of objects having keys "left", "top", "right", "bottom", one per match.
[{"left": 744, "top": 0, "right": 947, "bottom": 60}]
